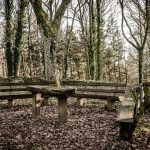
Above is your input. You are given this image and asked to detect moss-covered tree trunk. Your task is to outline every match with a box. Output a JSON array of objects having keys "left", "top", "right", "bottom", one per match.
[
  {"left": 77, "top": 0, "right": 90, "bottom": 80},
  {"left": 94, "top": 0, "right": 103, "bottom": 80},
  {"left": 30, "top": 0, "right": 72, "bottom": 80},
  {"left": 4, "top": 0, "right": 13, "bottom": 77},
  {"left": 139, "top": 48, "right": 144, "bottom": 83},
  {"left": 88, "top": 0, "right": 95, "bottom": 80},
  {"left": 13, "top": 0, "right": 27, "bottom": 76},
  {"left": 143, "top": 83, "right": 150, "bottom": 110}
]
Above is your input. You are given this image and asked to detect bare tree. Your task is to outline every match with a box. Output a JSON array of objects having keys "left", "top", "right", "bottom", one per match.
[
  {"left": 119, "top": 0, "right": 150, "bottom": 83},
  {"left": 29, "top": 0, "right": 72, "bottom": 81}
]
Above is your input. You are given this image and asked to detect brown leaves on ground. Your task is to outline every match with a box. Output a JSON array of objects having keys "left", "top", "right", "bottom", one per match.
[{"left": 0, "top": 103, "right": 150, "bottom": 150}]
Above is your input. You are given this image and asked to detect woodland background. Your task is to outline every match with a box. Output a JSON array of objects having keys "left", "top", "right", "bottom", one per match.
[{"left": 0, "top": 0, "right": 149, "bottom": 83}]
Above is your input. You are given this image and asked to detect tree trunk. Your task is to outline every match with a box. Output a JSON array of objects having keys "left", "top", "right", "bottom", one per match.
[
  {"left": 94, "top": 0, "right": 103, "bottom": 80},
  {"left": 139, "top": 48, "right": 144, "bottom": 83},
  {"left": 44, "top": 37, "right": 56, "bottom": 80},
  {"left": 13, "top": 0, "right": 27, "bottom": 76},
  {"left": 27, "top": 4, "right": 32, "bottom": 76},
  {"left": 63, "top": 9, "right": 76, "bottom": 79},
  {"left": 77, "top": 0, "right": 90, "bottom": 80},
  {"left": 30, "top": 0, "right": 72, "bottom": 80},
  {"left": 4, "top": 0, "right": 13, "bottom": 77},
  {"left": 88, "top": 0, "right": 95, "bottom": 80}
]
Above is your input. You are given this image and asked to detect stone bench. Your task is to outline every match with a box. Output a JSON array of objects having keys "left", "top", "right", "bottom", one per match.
[{"left": 116, "top": 100, "right": 136, "bottom": 140}]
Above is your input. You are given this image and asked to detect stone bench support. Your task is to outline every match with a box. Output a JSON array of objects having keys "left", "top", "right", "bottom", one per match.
[
  {"left": 32, "top": 93, "right": 41, "bottom": 117},
  {"left": 116, "top": 100, "right": 135, "bottom": 140},
  {"left": 43, "top": 96, "right": 49, "bottom": 106},
  {"left": 58, "top": 96, "right": 67, "bottom": 124},
  {"left": 8, "top": 99, "right": 13, "bottom": 107},
  {"left": 106, "top": 100, "right": 115, "bottom": 110}
]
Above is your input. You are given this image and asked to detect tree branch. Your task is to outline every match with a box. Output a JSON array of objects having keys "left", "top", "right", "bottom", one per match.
[
  {"left": 52, "top": 0, "right": 71, "bottom": 32},
  {"left": 29, "top": 0, "right": 56, "bottom": 37},
  {"left": 119, "top": 0, "right": 139, "bottom": 50}
]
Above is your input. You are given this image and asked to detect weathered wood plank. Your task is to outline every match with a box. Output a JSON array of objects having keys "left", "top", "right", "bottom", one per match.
[
  {"left": 0, "top": 93, "right": 33, "bottom": 100},
  {"left": 0, "top": 88, "right": 29, "bottom": 92},
  {"left": 0, "top": 79, "right": 127, "bottom": 87},
  {"left": 62, "top": 80, "right": 127, "bottom": 87},
  {"left": 76, "top": 88, "right": 125, "bottom": 93},
  {"left": 73, "top": 93, "right": 120, "bottom": 101},
  {"left": 27, "top": 86, "right": 75, "bottom": 97},
  {"left": 0, "top": 81, "right": 52, "bottom": 86}
]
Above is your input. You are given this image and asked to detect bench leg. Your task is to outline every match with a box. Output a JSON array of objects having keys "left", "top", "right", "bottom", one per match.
[
  {"left": 75, "top": 98, "right": 82, "bottom": 106},
  {"left": 106, "top": 100, "right": 115, "bottom": 110},
  {"left": 32, "top": 93, "right": 41, "bottom": 117},
  {"left": 43, "top": 97, "right": 49, "bottom": 106},
  {"left": 58, "top": 96, "right": 67, "bottom": 124},
  {"left": 119, "top": 122, "right": 136, "bottom": 140},
  {"left": 8, "top": 99, "right": 13, "bottom": 107},
  {"left": 75, "top": 98, "right": 87, "bottom": 106}
]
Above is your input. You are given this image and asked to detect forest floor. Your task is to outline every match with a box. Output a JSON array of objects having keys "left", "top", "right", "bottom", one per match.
[{"left": 0, "top": 99, "right": 150, "bottom": 150}]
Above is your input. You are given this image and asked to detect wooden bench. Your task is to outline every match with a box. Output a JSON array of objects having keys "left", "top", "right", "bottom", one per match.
[
  {"left": 26, "top": 81, "right": 127, "bottom": 124},
  {"left": 0, "top": 81, "right": 51, "bottom": 107},
  {"left": 0, "top": 80, "right": 126, "bottom": 108},
  {"left": 0, "top": 79, "right": 75, "bottom": 124},
  {"left": 0, "top": 79, "right": 127, "bottom": 124},
  {"left": 1, "top": 79, "right": 150, "bottom": 140},
  {"left": 62, "top": 81, "right": 127, "bottom": 109}
]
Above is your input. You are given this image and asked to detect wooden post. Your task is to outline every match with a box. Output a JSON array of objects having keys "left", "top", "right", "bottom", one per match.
[
  {"left": 32, "top": 93, "right": 41, "bottom": 117},
  {"left": 8, "top": 99, "right": 13, "bottom": 107},
  {"left": 58, "top": 96, "right": 67, "bottom": 124}
]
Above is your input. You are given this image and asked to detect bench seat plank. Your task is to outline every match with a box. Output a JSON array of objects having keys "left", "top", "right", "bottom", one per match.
[
  {"left": 0, "top": 93, "right": 33, "bottom": 100},
  {"left": 27, "top": 86, "right": 75, "bottom": 97},
  {"left": 73, "top": 93, "right": 120, "bottom": 101},
  {"left": 76, "top": 88, "right": 125, "bottom": 93},
  {"left": 0, "top": 88, "right": 29, "bottom": 92}
]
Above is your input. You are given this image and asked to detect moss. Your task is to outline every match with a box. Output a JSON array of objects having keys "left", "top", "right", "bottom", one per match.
[
  {"left": 4, "top": 0, "right": 13, "bottom": 77},
  {"left": 135, "top": 123, "right": 150, "bottom": 134},
  {"left": 144, "top": 87, "right": 150, "bottom": 109},
  {"left": 13, "top": 0, "right": 27, "bottom": 76},
  {"left": 130, "top": 90, "right": 139, "bottom": 103},
  {"left": 30, "top": 0, "right": 55, "bottom": 37},
  {"left": 22, "top": 76, "right": 46, "bottom": 83}
]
